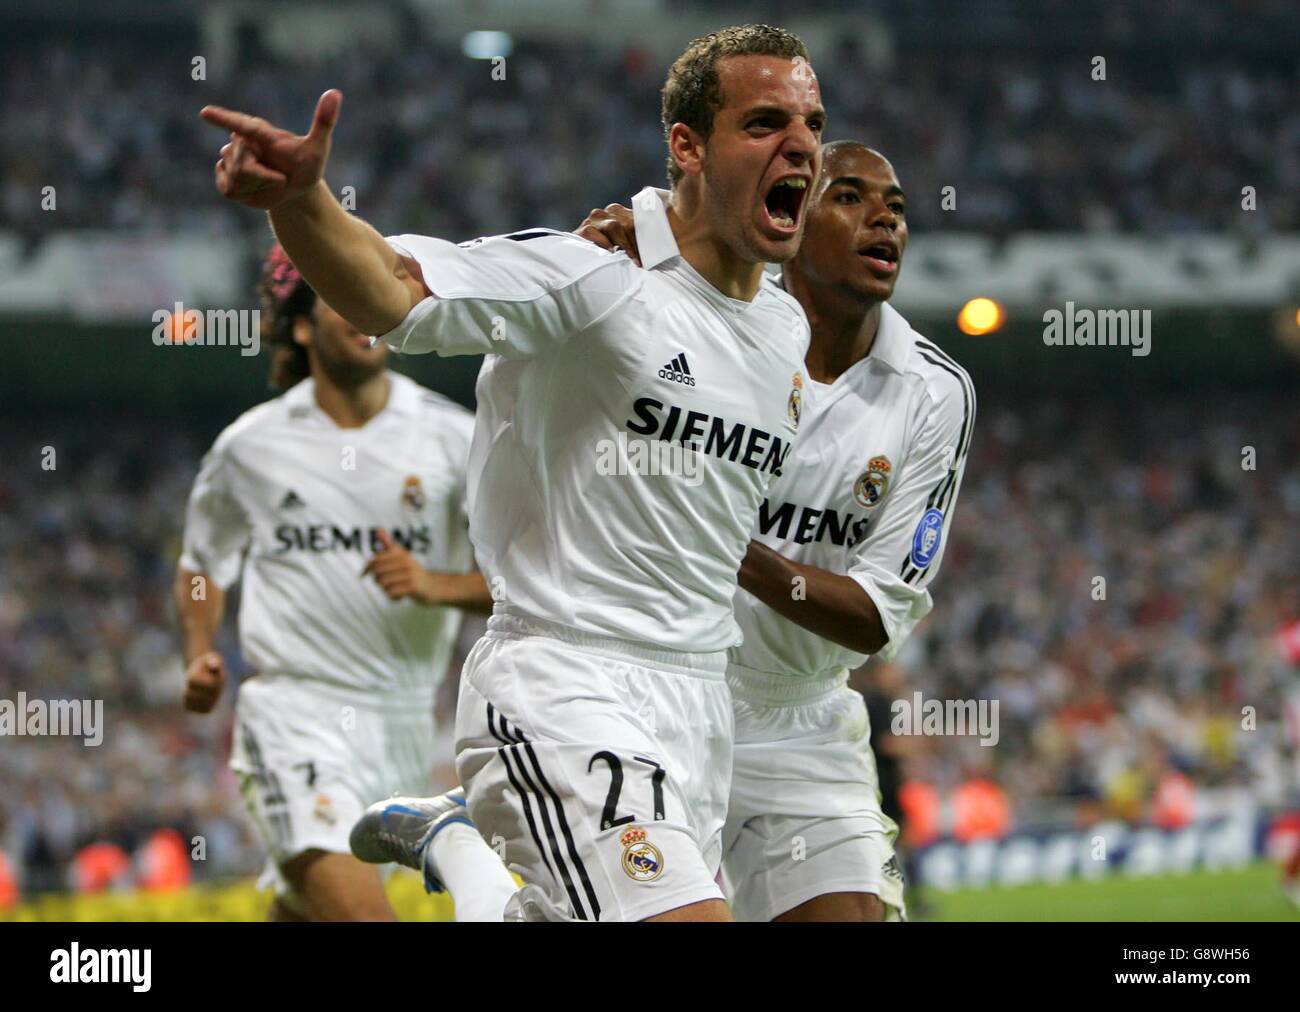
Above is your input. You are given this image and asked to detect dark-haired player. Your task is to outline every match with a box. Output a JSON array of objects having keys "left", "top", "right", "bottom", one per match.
[
  {"left": 203, "top": 24, "right": 824, "bottom": 921},
  {"left": 578, "top": 141, "right": 975, "bottom": 921},
  {"left": 174, "top": 247, "right": 514, "bottom": 921}
]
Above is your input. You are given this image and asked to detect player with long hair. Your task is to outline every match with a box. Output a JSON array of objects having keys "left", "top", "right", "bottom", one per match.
[{"left": 175, "top": 246, "right": 513, "bottom": 921}]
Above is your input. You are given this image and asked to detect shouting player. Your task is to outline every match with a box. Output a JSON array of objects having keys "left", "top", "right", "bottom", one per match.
[
  {"left": 202, "top": 25, "right": 824, "bottom": 921},
  {"left": 576, "top": 140, "right": 975, "bottom": 921},
  {"left": 175, "top": 246, "right": 513, "bottom": 921},
  {"left": 349, "top": 145, "right": 973, "bottom": 922}
]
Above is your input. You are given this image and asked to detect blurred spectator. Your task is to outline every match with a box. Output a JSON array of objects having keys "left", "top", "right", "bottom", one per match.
[
  {"left": 1, "top": 26, "right": 1296, "bottom": 242},
  {"left": 886, "top": 395, "right": 1300, "bottom": 830}
]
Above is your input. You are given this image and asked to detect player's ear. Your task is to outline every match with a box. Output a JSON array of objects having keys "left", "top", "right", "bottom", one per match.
[
  {"left": 291, "top": 314, "right": 313, "bottom": 348},
  {"left": 667, "top": 122, "right": 706, "bottom": 180}
]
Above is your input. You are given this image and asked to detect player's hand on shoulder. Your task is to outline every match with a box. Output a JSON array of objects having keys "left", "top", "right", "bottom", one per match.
[
  {"left": 183, "top": 651, "right": 228, "bottom": 714},
  {"left": 201, "top": 89, "right": 342, "bottom": 210},
  {"left": 574, "top": 204, "right": 640, "bottom": 266}
]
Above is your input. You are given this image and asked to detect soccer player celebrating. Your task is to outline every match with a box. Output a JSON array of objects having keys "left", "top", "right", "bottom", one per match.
[
  {"left": 577, "top": 141, "right": 975, "bottom": 920},
  {"left": 175, "top": 246, "right": 513, "bottom": 921},
  {"left": 202, "top": 25, "right": 824, "bottom": 921}
]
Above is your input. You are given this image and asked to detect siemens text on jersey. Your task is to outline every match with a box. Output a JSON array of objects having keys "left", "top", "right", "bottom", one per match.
[
  {"left": 273, "top": 524, "right": 431, "bottom": 555},
  {"left": 626, "top": 398, "right": 792, "bottom": 477}
]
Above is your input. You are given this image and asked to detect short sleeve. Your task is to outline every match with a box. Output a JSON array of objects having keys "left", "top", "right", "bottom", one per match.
[
  {"left": 847, "top": 376, "right": 975, "bottom": 659},
  {"left": 178, "top": 443, "right": 252, "bottom": 590},
  {"left": 377, "top": 229, "right": 639, "bottom": 358}
]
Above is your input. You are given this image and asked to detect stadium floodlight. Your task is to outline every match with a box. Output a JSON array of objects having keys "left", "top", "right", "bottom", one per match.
[
  {"left": 957, "top": 297, "right": 1006, "bottom": 336},
  {"left": 461, "top": 31, "right": 513, "bottom": 60}
]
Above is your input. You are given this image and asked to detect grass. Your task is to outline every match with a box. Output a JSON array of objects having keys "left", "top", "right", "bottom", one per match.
[
  {"left": 6, "top": 861, "right": 1297, "bottom": 921},
  {"left": 917, "top": 861, "right": 1300, "bottom": 922}
]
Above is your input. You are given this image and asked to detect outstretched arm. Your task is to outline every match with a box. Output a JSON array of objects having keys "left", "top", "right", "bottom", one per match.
[{"left": 201, "top": 90, "right": 427, "bottom": 335}]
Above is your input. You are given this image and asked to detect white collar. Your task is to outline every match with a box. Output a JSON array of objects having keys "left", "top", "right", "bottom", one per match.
[
  {"left": 769, "top": 273, "right": 913, "bottom": 375},
  {"left": 870, "top": 302, "right": 914, "bottom": 375},
  {"left": 631, "top": 186, "right": 680, "bottom": 270}
]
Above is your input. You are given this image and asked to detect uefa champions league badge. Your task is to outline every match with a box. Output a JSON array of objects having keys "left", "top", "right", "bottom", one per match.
[
  {"left": 620, "top": 826, "right": 664, "bottom": 882},
  {"left": 401, "top": 475, "right": 426, "bottom": 511},
  {"left": 910, "top": 508, "right": 945, "bottom": 569}
]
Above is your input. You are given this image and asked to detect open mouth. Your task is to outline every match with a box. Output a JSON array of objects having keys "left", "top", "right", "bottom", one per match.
[
  {"left": 762, "top": 175, "right": 809, "bottom": 234},
  {"left": 859, "top": 241, "right": 899, "bottom": 276}
]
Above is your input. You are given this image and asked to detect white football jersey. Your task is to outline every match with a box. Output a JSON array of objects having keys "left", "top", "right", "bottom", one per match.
[
  {"left": 379, "top": 186, "right": 809, "bottom": 655},
  {"left": 729, "top": 290, "right": 975, "bottom": 681},
  {"left": 179, "top": 372, "right": 477, "bottom": 703}
]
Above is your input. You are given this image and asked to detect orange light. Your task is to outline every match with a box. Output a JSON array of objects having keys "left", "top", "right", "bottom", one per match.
[
  {"left": 165, "top": 309, "right": 203, "bottom": 344},
  {"left": 957, "top": 297, "right": 1005, "bottom": 336}
]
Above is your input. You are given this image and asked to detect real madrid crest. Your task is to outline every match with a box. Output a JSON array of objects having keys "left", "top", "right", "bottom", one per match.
[
  {"left": 312, "top": 793, "right": 336, "bottom": 825},
  {"left": 788, "top": 372, "right": 803, "bottom": 429},
  {"left": 619, "top": 826, "right": 664, "bottom": 881},
  {"left": 401, "top": 475, "right": 426, "bottom": 511},
  {"left": 853, "top": 455, "right": 892, "bottom": 509}
]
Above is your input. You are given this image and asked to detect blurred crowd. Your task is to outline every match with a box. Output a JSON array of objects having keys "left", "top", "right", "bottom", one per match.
[
  {"left": 874, "top": 395, "right": 1300, "bottom": 835},
  {"left": 0, "top": 421, "right": 471, "bottom": 899},
  {"left": 0, "top": 426, "right": 257, "bottom": 894},
  {"left": 2, "top": 392, "right": 1297, "bottom": 896},
  {"left": 2, "top": 4, "right": 1299, "bottom": 900},
  {"left": 1, "top": 24, "right": 1297, "bottom": 243}
]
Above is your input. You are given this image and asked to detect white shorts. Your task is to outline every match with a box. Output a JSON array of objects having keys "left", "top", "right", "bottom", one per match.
[
  {"left": 455, "top": 612, "right": 733, "bottom": 922},
  {"left": 722, "top": 670, "right": 905, "bottom": 922},
  {"left": 230, "top": 674, "right": 435, "bottom": 902}
]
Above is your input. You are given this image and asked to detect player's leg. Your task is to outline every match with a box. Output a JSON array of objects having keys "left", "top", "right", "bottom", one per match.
[
  {"left": 266, "top": 897, "right": 308, "bottom": 922},
  {"left": 773, "top": 891, "right": 886, "bottom": 922},
  {"left": 280, "top": 849, "right": 396, "bottom": 921},
  {"left": 455, "top": 625, "right": 734, "bottom": 922},
  {"left": 724, "top": 804, "right": 904, "bottom": 922},
  {"left": 351, "top": 788, "right": 519, "bottom": 922},
  {"left": 425, "top": 819, "right": 518, "bottom": 921},
  {"left": 644, "top": 899, "right": 733, "bottom": 922},
  {"left": 364, "top": 702, "right": 520, "bottom": 922},
  {"left": 230, "top": 678, "right": 397, "bottom": 922},
  {"left": 723, "top": 680, "right": 905, "bottom": 922}
]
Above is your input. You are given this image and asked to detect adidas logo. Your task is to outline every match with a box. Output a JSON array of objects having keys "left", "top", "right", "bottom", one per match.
[
  {"left": 279, "top": 490, "right": 306, "bottom": 510},
  {"left": 657, "top": 352, "right": 696, "bottom": 387},
  {"left": 883, "top": 855, "right": 904, "bottom": 882}
]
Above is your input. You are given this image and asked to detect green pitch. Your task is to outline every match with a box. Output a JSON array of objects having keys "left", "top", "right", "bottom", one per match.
[
  {"left": 8, "top": 861, "right": 1298, "bottom": 921},
  {"left": 917, "top": 861, "right": 1300, "bottom": 921}
]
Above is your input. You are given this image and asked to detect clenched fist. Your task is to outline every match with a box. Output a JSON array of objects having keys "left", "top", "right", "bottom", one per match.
[
  {"left": 184, "top": 651, "right": 228, "bottom": 714},
  {"left": 362, "top": 528, "right": 440, "bottom": 604},
  {"left": 200, "top": 89, "right": 342, "bottom": 210}
]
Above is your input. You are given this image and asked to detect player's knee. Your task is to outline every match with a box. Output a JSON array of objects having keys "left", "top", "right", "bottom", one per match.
[
  {"left": 775, "top": 891, "right": 886, "bottom": 922},
  {"left": 859, "top": 892, "right": 887, "bottom": 922},
  {"left": 643, "top": 898, "right": 733, "bottom": 922},
  {"left": 281, "top": 849, "right": 396, "bottom": 922}
]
